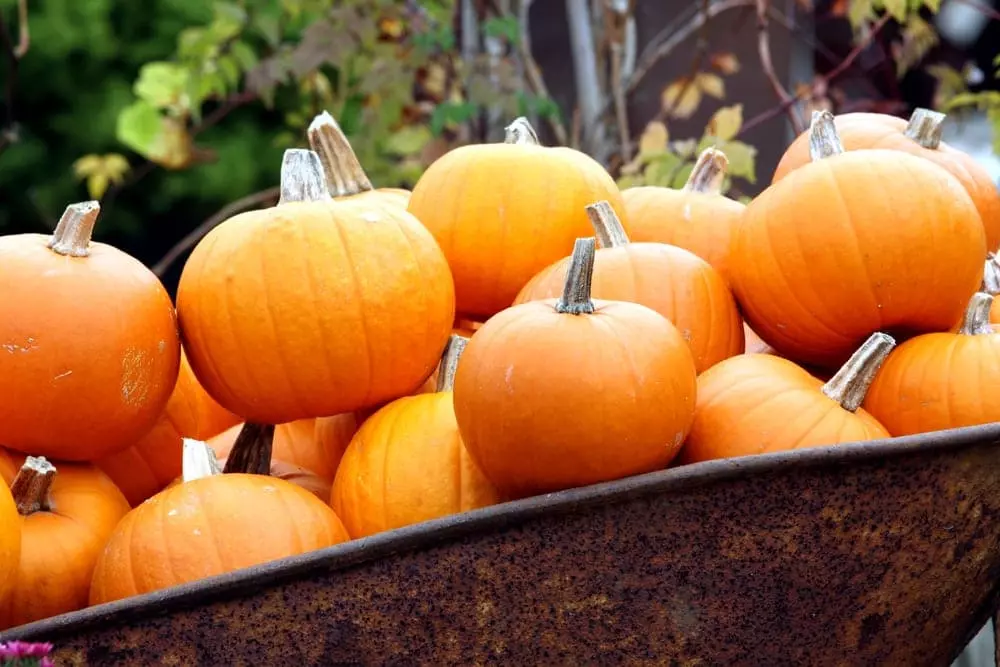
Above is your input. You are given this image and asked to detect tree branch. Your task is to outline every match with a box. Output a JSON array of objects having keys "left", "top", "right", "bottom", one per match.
[
  {"left": 517, "top": 0, "right": 568, "bottom": 144},
  {"left": 755, "top": 0, "right": 804, "bottom": 133},
  {"left": 13, "top": 0, "right": 28, "bottom": 59}
]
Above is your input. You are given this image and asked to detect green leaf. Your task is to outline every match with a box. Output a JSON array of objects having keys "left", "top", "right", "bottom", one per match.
[
  {"left": 218, "top": 55, "right": 242, "bottom": 89},
  {"left": 922, "top": 0, "right": 942, "bottom": 12},
  {"left": 429, "top": 101, "right": 478, "bottom": 135},
  {"left": 384, "top": 125, "right": 432, "bottom": 156},
  {"left": 717, "top": 139, "right": 758, "bottom": 184},
  {"left": 642, "top": 152, "right": 682, "bottom": 187},
  {"left": 882, "top": 0, "right": 908, "bottom": 22},
  {"left": 483, "top": 16, "right": 520, "bottom": 45},
  {"left": 116, "top": 101, "right": 165, "bottom": 156},
  {"left": 253, "top": 13, "right": 282, "bottom": 48},
  {"left": 133, "top": 62, "right": 190, "bottom": 111},
  {"left": 230, "top": 40, "right": 258, "bottom": 72}
]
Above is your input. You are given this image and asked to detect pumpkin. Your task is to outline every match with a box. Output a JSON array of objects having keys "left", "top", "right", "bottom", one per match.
[
  {"left": 0, "top": 201, "right": 180, "bottom": 460},
  {"left": 0, "top": 449, "right": 17, "bottom": 483},
  {"left": 732, "top": 110, "right": 986, "bottom": 369},
  {"left": 90, "top": 428, "right": 350, "bottom": 605},
  {"left": 177, "top": 149, "right": 455, "bottom": 424},
  {"left": 982, "top": 253, "right": 1000, "bottom": 324},
  {"left": 514, "top": 201, "right": 742, "bottom": 373},
  {"left": 0, "top": 457, "right": 129, "bottom": 629},
  {"left": 332, "top": 335, "right": 501, "bottom": 538},
  {"left": 621, "top": 147, "right": 745, "bottom": 283},
  {"left": 679, "top": 332, "right": 894, "bottom": 465},
  {"left": 97, "top": 349, "right": 241, "bottom": 506},
  {"left": 454, "top": 237, "right": 698, "bottom": 498},
  {"left": 0, "top": 473, "right": 19, "bottom": 608},
  {"left": 772, "top": 109, "right": 1000, "bottom": 251},
  {"left": 863, "top": 292, "right": 1000, "bottom": 436},
  {"left": 407, "top": 116, "right": 627, "bottom": 320},
  {"left": 307, "top": 111, "right": 411, "bottom": 207}
]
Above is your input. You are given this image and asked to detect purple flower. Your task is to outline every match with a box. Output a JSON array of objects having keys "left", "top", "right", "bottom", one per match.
[{"left": 0, "top": 640, "right": 54, "bottom": 665}]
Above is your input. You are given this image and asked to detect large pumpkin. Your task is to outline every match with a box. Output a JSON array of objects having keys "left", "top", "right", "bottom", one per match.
[
  {"left": 621, "top": 147, "right": 745, "bottom": 283},
  {"left": 679, "top": 332, "right": 894, "bottom": 464},
  {"left": 454, "top": 237, "right": 698, "bottom": 498},
  {"left": 0, "top": 471, "right": 19, "bottom": 608},
  {"left": 772, "top": 109, "right": 1000, "bottom": 251},
  {"left": 90, "top": 430, "right": 350, "bottom": 605},
  {"left": 0, "top": 457, "right": 129, "bottom": 629},
  {"left": 515, "top": 201, "right": 743, "bottom": 373},
  {"left": 732, "top": 110, "right": 985, "bottom": 369},
  {"left": 407, "top": 117, "right": 627, "bottom": 320},
  {"left": 0, "top": 201, "right": 180, "bottom": 460},
  {"left": 177, "top": 149, "right": 455, "bottom": 423}
]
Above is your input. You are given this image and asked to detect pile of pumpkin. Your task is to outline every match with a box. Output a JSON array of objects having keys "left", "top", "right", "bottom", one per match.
[{"left": 0, "top": 105, "right": 998, "bottom": 630}]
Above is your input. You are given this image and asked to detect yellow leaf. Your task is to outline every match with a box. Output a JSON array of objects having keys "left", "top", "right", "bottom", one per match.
[
  {"left": 661, "top": 79, "right": 702, "bottom": 119},
  {"left": 707, "top": 104, "right": 743, "bottom": 142},
  {"left": 695, "top": 73, "right": 725, "bottom": 99},
  {"left": 882, "top": 0, "right": 908, "bottom": 21},
  {"left": 424, "top": 63, "right": 449, "bottom": 99},
  {"left": 87, "top": 173, "right": 110, "bottom": 200},
  {"left": 638, "top": 121, "right": 669, "bottom": 156},
  {"left": 72, "top": 155, "right": 104, "bottom": 178},
  {"left": 71, "top": 153, "right": 132, "bottom": 198}
]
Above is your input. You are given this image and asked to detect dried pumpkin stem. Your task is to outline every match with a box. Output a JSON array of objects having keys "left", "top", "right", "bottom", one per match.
[
  {"left": 277, "top": 149, "right": 333, "bottom": 205},
  {"left": 958, "top": 292, "right": 994, "bottom": 336},
  {"left": 307, "top": 111, "right": 375, "bottom": 198},
  {"left": 435, "top": 334, "right": 469, "bottom": 392},
  {"left": 222, "top": 422, "right": 276, "bottom": 476},
  {"left": 504, "top": 117, "right": 540, "bottom": 146},
  {"left": 904, "top": 108, "right": 946, "bottom": 150},
  {"left": 981, "top": 254, "right": 1000, "bottom": 295},
  {"left": 682, "top": 147, "right": 729, "bottom": 195},
  {"left": 808, "top": 110, "right": 845, "bottom": 162},
  {"left": 48, "top": 201, "right": 100, "bottom": 257},
  {"left": 555, "top": 237, "right": 597, "bottom": 315},
  {"left": 821, "top": 332, "right": 896, "bottom": 412},
  {"left": 10, "top": 456, "right": 56, "bottom": 515},
  {"left": 182, "top": 438, "right": 223, "bottom": 483},
  {"left": 586, "top": 201, "right": 630, "bottom": 249}
]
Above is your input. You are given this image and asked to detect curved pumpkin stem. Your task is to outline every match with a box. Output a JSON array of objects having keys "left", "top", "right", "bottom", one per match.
[
  {"left": 958, "top": 292, "right": 994, "bottom": 336},
  {"left": 904, "top": 108, "right": 945, "bottom": 150},
  {"left": 182, "top": 438, "right": 223, "bottom": 482},
  {"left": 556, "top": 237, "right": 597, "bottom": 315},
  {"left": 222, "top": 422, "right": 276, "bottom": 476},
  {"left": 10, "top": 456, "right": 56, "bottom": 515},
  {"left": 586, "top": 201, "right": 630, "bottom": 248},
  {"left": 808, "top": 110, "right": 845, "bottom": 162},
  {"left": 307, "top": 111, "right": 375, "bottom": 198},
  {"left": 504, "top": 117, "right": 540, "bottom": 146},
  {"left": 436, "top": 334, "right": 469, "bottom": 392},
  {"left": 48, "top": 201, "right": 100, "bottom": 258},
  {"left": 683, "top": 147, "right": 729, "bottom": 195},
  {"left": 982, "top": 254, "right": 1000, "bottom": 295},
  {"left": 277, "top": 149, "right": 333, "bottom": 205},
  {"left": 821, "top": 332, "right": 896, "bottom": 412}
]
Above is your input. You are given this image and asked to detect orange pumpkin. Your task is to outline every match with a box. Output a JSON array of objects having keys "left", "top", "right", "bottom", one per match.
[
  {"left": 454, "top": 237, "right": 698, "bottom": 499},
  {"left": 177, "top": 149, "right": 455, "bottom": 423},
  {"left": 679, "top": 332, "right": 894, "bottom": 465},
  {"left": 408, "top": 117, "right": 627, "bottom": 320},
  {"left": 863, "top": 292, "right": 1000, "bottom": 436},
  {"left": 0, "top": 201, "right": 180, "bottom": 460},
  {"left": 0, "top": 470, "right": 19, "bottom": 608},
  {"left": 0, "top": 449, "right": 17, "bottom": 483},
  {"left": 621, "top": 147, "right": 745, "bottom": 283},
  {"left": 732, "top": 110, "right": 985, "bottom": 369},
  {"left": 515, "top": 201, "right": 743, "bottom": 373},
  {"left": 0, "top": 457, "right": 129, "bottom": 628},
  {"left": 772, "top": 109, "right": 1000, "bottom": 251},
  {"left": 90, "top": 432, "right": 350, "bottom": 605}
]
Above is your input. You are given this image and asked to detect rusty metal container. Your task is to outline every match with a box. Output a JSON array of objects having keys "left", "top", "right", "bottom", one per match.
[{"left": 4, "top": 423, "right": 1000, "bottom": 666}]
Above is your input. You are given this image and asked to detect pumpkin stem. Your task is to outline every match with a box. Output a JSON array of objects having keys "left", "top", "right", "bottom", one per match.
[
  {"left": 808, "top": 110, "right": 845, "bottom": 162},
  {"left": 555, "top": 237, "right": 597, "bottom": 315},
  {"left": 904, "top": 108, "right": 945, "bottom": 150},
  {"left": 682, "top": 147, "right": 729, "bottom": 194},
  {"left": 958, "top": 292, "right": 995, "bottom": 336},
  {"left": 182, "top": 438, "right": 223, "bottom": 483},
  {"left": 981, "top": 254, "right": 1000, "bottom": 296},
  {"left": 504, "top": 117, "right": 540, "bottom": 146},
  {"left": 586, "top": 201, "right": 630, "bottom": 249},
  {"left": 277, "top": 149, "right": 333, "bottom": 205},
  {"left": 48, "top": 201, "right": 100, "bottom": 257},
  {"left": 307, "top": 111, "right": 375, "bottom": 198},
  {"left": 222, "top": 422, "right": 275, "bottom": 475},
  {"left": 820, "top": 332, "right": 896, "bottom": 412},
  {"left": 435, "top": 334, "right": 469, "bottom": 393},
  {"left": 10, "top": 456, "right": 56, "bottom": 515}
]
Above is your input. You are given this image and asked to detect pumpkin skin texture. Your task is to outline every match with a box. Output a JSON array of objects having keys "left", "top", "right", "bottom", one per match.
[
  {"left": 454, "top": 238, "right": 698, "bottom": 499},
  {"left": 407, "top": 117, "right": 627, "bottom": 320},
  {"left": 772, "top": 110, "right": 1000, "bottom": 251},
  {"left": 732, "top": 111, "right": 986, "bottom": 369},
  {"left": 0, "top": 457, "right": 129, "bottom": 629},
  {"left": 0, "top": 475, "right": 20, "bottom": 608},
  {"left": 679, "top": 333, "right": 894, "bottom": 465},
  {"left": 515, "top": 201, "right": 743, "bottom": 374},
  {"left": 177, "top": 149, "right": 455, "bottom": 423},
  {"left": 621, "top": 148, "right": 745, "bottom": 284},
  {"left": 0, "top": 202, "right": 180, "bottom": 461}
]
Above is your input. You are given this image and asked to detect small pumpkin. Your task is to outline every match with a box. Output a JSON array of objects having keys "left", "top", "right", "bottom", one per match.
[
  {"left": 0, "top": 457, "right": 129, "bottom": 629},
  {"left": 679, "top": 332, "right": 894, "bottom": 465},
  {"left": 732, "top": 110, "right": 986, "bottom": 369},
  {"left": 0, "top": 472, "right": 19, "bottom": 608},
  {"left": 454, "top": 237, "right": 698, "bottom": 498},
  {"left": 408, "top": 117, "right": 627, "bottom": 320},
  {"left": 177, "top": 149, "right": 455, "bottom": 424},
  {"left": 863, "top": 292, "right": 1000, "bottom": 436},
  {"left": 332, "top": 335, "right": 501, "bottom": 538},
  {"left": 90, "top": 427, "right": 350, "bottom": 605},
  {"left": 772, "top": 109, "right": 1000, "bottom": 251},
  {"left": 621, "top": 147, "right": 745, "bottom": 283},
  {"left": 0, "top": 201, "right": 180, "bottom": 460}
]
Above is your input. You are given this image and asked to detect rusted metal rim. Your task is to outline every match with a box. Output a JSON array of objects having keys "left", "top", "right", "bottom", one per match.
[{"left": 5, "top": 421, "right": 1000, "bottom": 641}]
